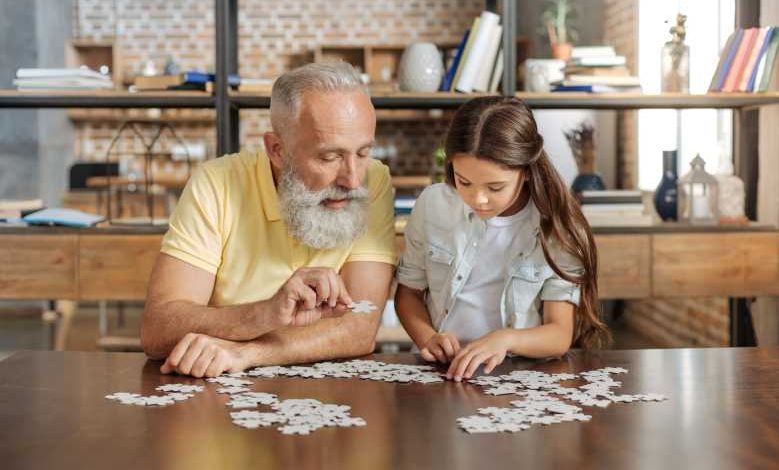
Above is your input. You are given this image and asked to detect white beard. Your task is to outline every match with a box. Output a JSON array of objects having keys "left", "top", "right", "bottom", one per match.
[{"left": 277, "top": 164, "right": 369, "bottom": 250}]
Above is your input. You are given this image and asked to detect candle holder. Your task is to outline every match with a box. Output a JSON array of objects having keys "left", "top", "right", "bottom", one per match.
[{"left": 677, "top": 154, "right": 719, "bottom": 225}]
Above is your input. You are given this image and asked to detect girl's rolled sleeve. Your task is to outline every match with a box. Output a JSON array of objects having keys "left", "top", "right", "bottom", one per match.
[{"left": 396, "top": 200, "right": 428, "bottom": 291}]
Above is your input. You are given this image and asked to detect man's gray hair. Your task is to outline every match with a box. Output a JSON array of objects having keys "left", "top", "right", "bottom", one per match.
[{"left": 270, "top": 62, "right": 368, "bottom": 133}]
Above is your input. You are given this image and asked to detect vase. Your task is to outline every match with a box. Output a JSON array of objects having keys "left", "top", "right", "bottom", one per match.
[
  {"left": 653, "top": 150, "right": 678, "bottom": 221},
  {"left": 398, "top": 43, "right": 444, "bottom": 92},
  {"left": 571, "top": 173, "right": 606, "bottom": 197},
  {"left": 661, "top": 43, "right": 689, "bottom": 93},
  {"left": 551, "top": 42, "right": 573, "bottom": 61}
]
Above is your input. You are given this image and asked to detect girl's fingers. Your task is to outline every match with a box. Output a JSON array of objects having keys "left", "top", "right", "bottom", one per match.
[
  {"left": 430, "top": 343, "right": 448, "bottom": 363},
  {"left": 449, "top": 335, "right": 462, "bottom": 355},
  {"left": 447, "top": 348, "right": 470, "bottom": 380},
  {"left": 420, "top": 347, "right": 436, "bottom": 362},
  {"left": 483, "top": 355, "right": 503, "bottom": 374},
  {"left": 440, "top": 337, "right": 456, "bottom": 359},
  {"left": 464, "top": 352, "right": 492, "bottom": 379}
]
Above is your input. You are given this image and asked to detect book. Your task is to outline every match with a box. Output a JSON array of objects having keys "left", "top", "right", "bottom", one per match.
[
  {"left": 134, "top": 72, "right": 240, "bottom": 90},
  {"left": 473, "top": 24, "right": 503, "bottom": 92},
  {"left": 455, "top": 11, "right": 501, "bottom": 93},
  {"left": 569, "top": 56, "right": 626, "bottom": 67},
  {"left": 709, "top": 29, "right": 740, "bottom": 91},
  {"left": 581, "top": 203, "right": 645, "bottom": 213},
  {"left": 238, "top": 78, "right": 274, "bottom": 93},
  {"left": 441, "top": 29, "right": 470, "bottom": 91},
  {"left": 714, "top": 29, "right": 745, "bottom": 91},
  {"left": 450, "top": 17, "right": 480, "bottom": 92},
  {"left": 394, "top": 196, "right": 416, "bottom": 215},
  {"left": 581, "top": 189, "right": 642, "bottom": 198},
  {"left": 13, "top": 77, "right": 114, "bottom": 90},
  {"left": 571, "top": 46, "right": 617, "bottom": 59},
  {"left": 738, "top": 27, "right": 770, "bottom": 91},
  {"left": 750, "top": 28, "right": 774, "bottom": 92},
  {"left": 23, "top": 208, "right": 104, "bottom": 228},
  {"left": 565, "top": 74, "right": 641, "bottom": 87},
  {"left": 581, "top": 194, "right": 642, "bottom": 205},
  {"left": 552, "top": 84, "right": 640, "bottom": 93},
  {"left": 0, "top": 198, "right": 44, "bottom": 211},
  {"left": 757, "top": 28, "right": 779, "bottom": 92},
  {"left": 583, "top": 213, "right": 654, "bottom": 227},
  {"left": 564, "top": 66, "right": 630, "bottom": 77},
  {"left": 488, "top": 45, "right": 504, "bottom": 92},
  {"left": 722, "top": 27, "right": 758, "bottom": 92},
  {"left": 16, "top": 67, "right": 109, "bottom": 80}
]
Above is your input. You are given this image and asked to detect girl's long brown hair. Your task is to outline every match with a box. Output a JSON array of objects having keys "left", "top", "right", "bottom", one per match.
[{"left": 443, "top": 96, "right": 609, "bottom": 349}]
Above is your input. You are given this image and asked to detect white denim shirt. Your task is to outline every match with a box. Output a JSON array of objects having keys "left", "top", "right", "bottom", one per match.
[{"left": 397, "top": 183, "right": 583, "bottom": 333}]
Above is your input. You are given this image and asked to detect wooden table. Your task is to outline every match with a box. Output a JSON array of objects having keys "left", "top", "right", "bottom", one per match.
[{"left": 0, "top": 348, "right": 777, "bottom": 469}]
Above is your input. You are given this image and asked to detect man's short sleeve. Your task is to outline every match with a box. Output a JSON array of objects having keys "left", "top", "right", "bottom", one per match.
[
  {"left": 346, "top": 161, "right": 397, "bottom": 265},
  {"left": 160, "top": 166, "right": 223, "bottom": 274}
]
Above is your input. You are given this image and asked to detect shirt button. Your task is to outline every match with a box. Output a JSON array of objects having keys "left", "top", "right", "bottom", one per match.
[{"left": 456, "top": 274, "right": 463, "bottom": 280}]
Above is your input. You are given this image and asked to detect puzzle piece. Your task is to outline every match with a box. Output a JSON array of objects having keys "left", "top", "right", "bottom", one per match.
[{"left": 349, "top": 300, "right": 377, "bottom": 314}]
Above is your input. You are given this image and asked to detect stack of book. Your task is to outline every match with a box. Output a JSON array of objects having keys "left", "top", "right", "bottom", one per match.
[
  {"left": 553, "top": 46, "right": 641, "bottom": 93},
  {"left": 441, "top": 10, "right": 504, "bottom": 93},
  {"left": 580, "top": 190, "right": 653, "bottom": 227},
  {"left": 709, "top": 26, "right": 779, "bottom": 93},
  {"left": 0, "top": 198, "right": 43, "bottom": 222},
  {"left": 13, "top": 67, "right": 113, "bottom": 90},
  {"left": 393, "top": 196, "right": 416, "bottom": 234},
  {"left": 133, "top": 71, "right": 240, "bottom": 91}
]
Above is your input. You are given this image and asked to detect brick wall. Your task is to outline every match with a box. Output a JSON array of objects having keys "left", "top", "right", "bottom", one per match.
[
  {"left": 72, "top": 0, "right": 482, "bottom": 175},
  {"left": 602, "top": 0, "right": 729, "bottom": 347},
  {"left": 602, "top": 0, "right": 637, "bottom": 189}
]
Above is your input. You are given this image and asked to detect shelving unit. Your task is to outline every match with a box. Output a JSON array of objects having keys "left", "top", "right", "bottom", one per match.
[{"left": 1, "top": 0, "right": 778, "bottom": 348}]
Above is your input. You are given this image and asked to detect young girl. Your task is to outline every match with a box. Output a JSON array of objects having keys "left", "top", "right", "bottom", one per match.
[{"left": 395, "top": 96, "right": 608, "bottom": 382}]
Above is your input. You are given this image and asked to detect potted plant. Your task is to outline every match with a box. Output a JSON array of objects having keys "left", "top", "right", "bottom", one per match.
[
  {"left": 565, "top": 121, "right": 605, "bottom": 196},
  {"left": 542, "top": 0, "right": 578, "bottom": 61}
]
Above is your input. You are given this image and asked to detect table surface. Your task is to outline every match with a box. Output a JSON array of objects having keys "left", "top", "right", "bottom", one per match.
[{"left": 0, "top": 348, "right": 777, "bottom": 470}]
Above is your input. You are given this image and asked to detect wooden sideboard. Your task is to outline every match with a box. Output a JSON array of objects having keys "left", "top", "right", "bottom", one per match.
[{"left": 2, "top": 225, "right": 779, "bottom": 301}]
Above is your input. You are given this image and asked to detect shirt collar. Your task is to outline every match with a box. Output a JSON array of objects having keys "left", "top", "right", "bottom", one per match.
[{"left": 255, "top": 149, "right": 281, "bottom": 222}]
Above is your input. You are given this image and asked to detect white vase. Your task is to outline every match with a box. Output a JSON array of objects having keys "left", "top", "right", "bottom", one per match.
[{"left": 398, "top": 43, "right": 444, "bottom": 92}]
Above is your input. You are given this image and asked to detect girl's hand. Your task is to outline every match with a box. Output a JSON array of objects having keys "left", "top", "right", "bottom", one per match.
[
  {"left": 420, "top": 332, "right": 461, "bottom": 363},
  {"left": 446, "top": 330, "right": 512, "bottom": 382}
]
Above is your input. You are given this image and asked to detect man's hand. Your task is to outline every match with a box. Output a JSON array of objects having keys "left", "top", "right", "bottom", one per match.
[
  {"left": 269, "top": 267, "right": 353, "bottom": 327},
  {"left": 420, "top": 332, "right": 461, "bottom": 363},
  {"left": 160, "top": 333, "right": 253, "bottom": 378}
]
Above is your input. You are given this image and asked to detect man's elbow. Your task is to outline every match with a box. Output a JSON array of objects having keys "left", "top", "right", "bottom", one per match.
[
  {"left": 140, "top": 307, "right": 168, "bottom": 360},
  {"left": 348, "top": 316, "right": 379, "bottom": 356}
]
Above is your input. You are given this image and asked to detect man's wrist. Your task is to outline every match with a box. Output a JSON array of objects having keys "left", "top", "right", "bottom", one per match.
[{"left": 249, "top": 298, "right": 283, "bottom": 335}]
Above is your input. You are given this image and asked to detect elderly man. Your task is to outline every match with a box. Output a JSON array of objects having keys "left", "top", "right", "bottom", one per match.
[{"left": 141, "top": 62, "right": 396, "bottom": 377}]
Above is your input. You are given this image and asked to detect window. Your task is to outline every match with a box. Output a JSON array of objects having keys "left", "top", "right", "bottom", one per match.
[{"left": 637, "top": 0, "right": 735, "bottom": 190}]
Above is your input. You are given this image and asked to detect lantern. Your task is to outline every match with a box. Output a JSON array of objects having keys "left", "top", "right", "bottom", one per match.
[{"left": 677, "top": 154, "right": 719, "bottom": 225}]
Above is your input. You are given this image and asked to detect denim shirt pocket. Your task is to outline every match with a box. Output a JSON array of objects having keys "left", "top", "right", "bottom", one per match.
[
  {"left": 506, "top": 263, "right": 547, "bottom": 329},
  {"left": 425, "top": 242, "right": 455, "bottom": 294}
]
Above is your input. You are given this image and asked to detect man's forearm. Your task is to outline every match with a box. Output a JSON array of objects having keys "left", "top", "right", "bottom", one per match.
[
  {"left": 244, "top": 311, "right": 381, "bottom": 366},
  {"left": 141, "top": 299, "right": 278, "bottom": 359}
]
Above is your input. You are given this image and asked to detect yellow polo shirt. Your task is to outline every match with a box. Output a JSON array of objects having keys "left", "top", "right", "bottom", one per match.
[{"left": 160, "top": 149, "right": 396, "bottom": 306}]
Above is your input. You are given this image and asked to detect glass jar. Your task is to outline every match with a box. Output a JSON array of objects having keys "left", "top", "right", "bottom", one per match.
[{"left": 661, "top": 42, "right": 689, "bottom": 93}]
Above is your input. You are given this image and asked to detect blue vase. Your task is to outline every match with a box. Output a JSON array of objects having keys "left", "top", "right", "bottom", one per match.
[
  {"left": 653, "top": 150, "right": 678, "bottom": 221},
  {"left": 571, "top": 173, "right": 606, "bottom": 196}
]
